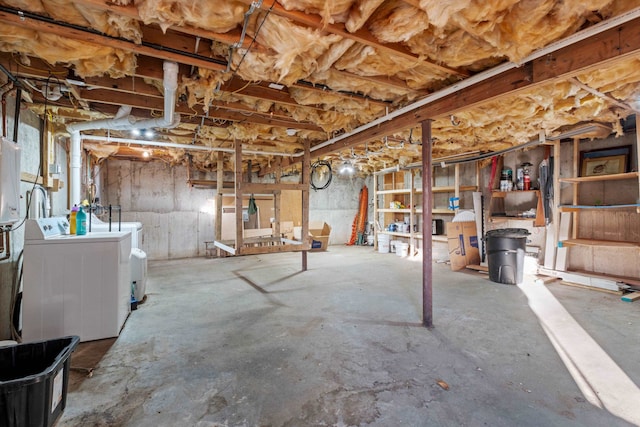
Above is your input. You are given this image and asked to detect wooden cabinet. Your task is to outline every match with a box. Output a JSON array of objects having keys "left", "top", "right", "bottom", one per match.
[{"left": 488, "top": 189, "right": 545, "bottom": 227}]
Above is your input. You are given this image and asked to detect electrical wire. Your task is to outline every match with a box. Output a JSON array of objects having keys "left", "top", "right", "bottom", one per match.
[{"left": 310, "top": 159, "right": 332, "bottom": 191}]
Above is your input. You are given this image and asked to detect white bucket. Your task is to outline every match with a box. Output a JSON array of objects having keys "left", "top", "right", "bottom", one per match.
[
  {"left": 366, "top": 234, "right": 374, "bottom": 246},
  {"left": 377, "top": 234, "right": 390, "bottom": 253},
  {"left": 396, "top": 242, "right": 409, "bottom": 257},
  {"left": 390, "top": 240, "right": 400, "bottom": 253}
]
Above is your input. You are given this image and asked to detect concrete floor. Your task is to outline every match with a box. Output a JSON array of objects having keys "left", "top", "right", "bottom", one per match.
[{"left": 58, "top": 246, "right": 640, "bottom": 426}]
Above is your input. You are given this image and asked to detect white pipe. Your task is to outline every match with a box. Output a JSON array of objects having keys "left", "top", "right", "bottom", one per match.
[
  {"left": 70, "top": 131, "right": 82, "bottom": 204},
  {"left": 67, "top": 61, "right": 181, "bottom": 204},
  {"left": 309, "top": 6, "right": 640, "bottom": 155},
  {"left": 82, "top": 135, "right": 295, "bottom": 157}
]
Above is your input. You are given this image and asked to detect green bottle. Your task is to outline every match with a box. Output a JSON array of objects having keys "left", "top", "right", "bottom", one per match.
[{"left": 76, "top": 206, "right": 87, "bottom": 235}]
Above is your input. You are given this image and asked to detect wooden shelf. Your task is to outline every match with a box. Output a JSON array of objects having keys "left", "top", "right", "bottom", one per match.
[
  {"left": 378, "top": 208, "right": 412, "bottom": 213},
  {"left": 379, "top": 231, "right": 412, "bottom": 238},
  {"left": 488, "top": 189, "right": 545, "bottom": 227},
  {"left": 559, "top": 204, "right": 640, "bottom": 212},
  {"left": 490, "top": 189, "right": 541, "bottom": 197},
  {"left": 415, "top": 185, "right": 478, "bottom": 194},
  {"left": 559, "top": 171, "right": 639, "bottom": 183},
  {"left": 377, "top": 188, "right": 411, "bottom": 195},
  {"left": 431, "top": 209, "right": 455, "bottom": 215},
  {"left": 560, "top": 238, "right": 640, "bottom": 248}
]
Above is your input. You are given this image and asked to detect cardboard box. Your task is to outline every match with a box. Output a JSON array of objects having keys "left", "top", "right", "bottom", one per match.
[
  {"left": 293, "top": 221, "right": 331, "bottom": 251},
  {"left": 446, "top": 221, "right": 480, "bottom": 271}
]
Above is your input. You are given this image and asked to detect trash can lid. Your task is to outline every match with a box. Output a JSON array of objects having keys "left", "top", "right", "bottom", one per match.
[{"left": 485, "top": 228, "right": 530, "bottom": 238}]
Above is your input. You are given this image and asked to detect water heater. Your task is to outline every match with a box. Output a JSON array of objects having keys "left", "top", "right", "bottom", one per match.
[{"left": 0, "top": 137, "right": 21, "bottom": 225}]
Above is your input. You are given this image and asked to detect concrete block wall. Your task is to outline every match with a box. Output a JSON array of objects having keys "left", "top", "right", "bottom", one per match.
[
  {"left": 102, "top": 159, "right": 370, "bottom": 259},
  {"left": 102, "top": 159, "right": 215, "bottom": 260},
  {"left": 309, "top": 174, "right": 372, "bottom": 245}
]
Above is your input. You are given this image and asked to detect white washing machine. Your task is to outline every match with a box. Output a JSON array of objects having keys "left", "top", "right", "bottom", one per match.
[
  {"left": 88, "top": 213, "right": 143, "bottom": 249},
  {"left": 88, "top": 214, "right": 147, "bottom": 301},
  {"left": 23, "top": 217, "right": 131, "bottom": 342}
]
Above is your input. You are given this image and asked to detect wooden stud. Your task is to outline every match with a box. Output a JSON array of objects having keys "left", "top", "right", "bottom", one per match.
[
  {"left": 235, "top": 140, "right": 243, "bottom": 255},
  {"left": 301, "top": 139, "right": 310, "bottom": 270},
  {"left": 216, "top": 151, "right": 224, "bottom": 257}
]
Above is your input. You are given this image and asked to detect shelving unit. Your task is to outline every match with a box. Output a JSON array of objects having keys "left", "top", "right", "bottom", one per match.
[
  {"left": 373, "top": 162, "right": 479, "bottom": 254},
  {"left": 488, "top": 189, "right": 545, "bottom": 227},
  {"left": 550, "top": 124, "right": 640, "bottom": 281}
]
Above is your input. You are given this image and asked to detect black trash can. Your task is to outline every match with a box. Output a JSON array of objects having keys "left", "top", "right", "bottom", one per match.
[
  {"left": 485, "top": 228, "right": 530, "bottom": 285},
  {"left": 0, "top": 336, "right": 80, "bottom": 427}
]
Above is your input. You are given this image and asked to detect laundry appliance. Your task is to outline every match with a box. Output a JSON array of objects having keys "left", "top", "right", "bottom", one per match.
[{"left": 22, "top": 217, "right": 131, "bottom": 342}]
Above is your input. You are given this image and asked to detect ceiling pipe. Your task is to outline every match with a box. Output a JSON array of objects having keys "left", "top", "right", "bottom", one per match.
[
  {"left": 309, "top": 6, "right": 640, "bottom": 155},
  {"left": 83, "top": 135, "right": 295, "bottom": 157},
  {"left": 66, "top": 61, "right": 180, "bottom": 205}
]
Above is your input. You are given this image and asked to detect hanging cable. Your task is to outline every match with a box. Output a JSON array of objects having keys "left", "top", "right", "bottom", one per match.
[{"left": 310, "top": 159, "right": 332, "bottom": 191}]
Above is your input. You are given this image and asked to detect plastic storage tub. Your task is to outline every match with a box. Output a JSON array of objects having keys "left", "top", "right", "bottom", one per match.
[
  {"left": 485, "top": 228, "right": 530, "bottom": 285},
  {"left": 0, "top": 336, "right": 80, "bottom": 427}
]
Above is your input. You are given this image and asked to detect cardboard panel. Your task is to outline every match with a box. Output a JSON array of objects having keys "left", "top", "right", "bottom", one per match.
[{"left": 446, "top": 221, "right": 480, "bottom": 271}]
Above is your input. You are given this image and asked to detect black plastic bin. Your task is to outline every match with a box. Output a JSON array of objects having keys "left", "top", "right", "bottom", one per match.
[
  {"left": 485, "top": 228, "right": 530, "bottom": 285},
  {"left": 0, "top": 336, "right": 80, "bottom": 427}
]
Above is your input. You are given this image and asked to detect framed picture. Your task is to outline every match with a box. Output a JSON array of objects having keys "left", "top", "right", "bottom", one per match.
[{"left": 580, "top": 145, "right": 630, "bottom": 177}]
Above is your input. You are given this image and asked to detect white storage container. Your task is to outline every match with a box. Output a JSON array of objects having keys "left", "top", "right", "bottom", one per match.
[{"left": 131, "top": 248, "right": 148, "bottom": 302}]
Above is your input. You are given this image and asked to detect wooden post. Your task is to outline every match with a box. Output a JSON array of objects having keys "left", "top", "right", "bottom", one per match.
[
  {"left": 301, "top": 139, "right": 310, "bottom": 271},
  {"left": 235, "top": 141, "right": 243, "bottom": 254},
  {"left": 572, "top": 137, "right": 579, "bottom": 239},
  {"left": 274, "top": 158, "right": 282, "bottom": 239},
  {"left": 454, "top": 163, "right": 460, "bottom": 213},
  {"left": 636, "top": 114, "right": 640, "bottom": 214},
  {"left": 373, "top": 169, "right": 378, "bottom": 250},
  {"left": 421, "top": 120, "right": 433, "bottom": 328},
  {"left": 215, "top": 151, "right": 224, "bottom": 256}
]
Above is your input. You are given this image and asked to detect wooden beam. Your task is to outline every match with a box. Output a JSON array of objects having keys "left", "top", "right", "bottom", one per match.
[
  {"left": 242, "top": 0, "right": 467, "bottom": 78},
  {"left": 58, "top": 0, "right": 250, "bottom": 49},
  {"left": 235, "top": 141, "right": 244, "bottom": 255},
  {"left": 75, "top": 88, "right": 324, "bottom": 131},
  {"left": 301, "top": 138, "right": 310, "bottom": 269},
  {"left": 239, "top": 182, "right": 308, "bottom": 193},
  {"left": 309, "top": 16, "right": 640, "bottom": 159},
  {"left": 0, "top": 8, "right": 228, "bottom": 72},
  {"left": 216, "top": 151, "right": 224, "bottom": 257}
]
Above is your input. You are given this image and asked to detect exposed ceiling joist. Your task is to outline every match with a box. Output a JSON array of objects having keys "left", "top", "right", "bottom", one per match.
[
  {"left": 307, "top": 16, "right": 640, "bottom": 161},
  {"left": 239, "top": 0, "right": 468, "bottom": 78}
]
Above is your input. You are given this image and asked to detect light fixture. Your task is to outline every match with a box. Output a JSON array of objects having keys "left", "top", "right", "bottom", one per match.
[
  {"left": 339, "top": 161, "right": 355, "bottom": 175},
  {"left": 142, "top": 151, "right": 150, "bottom": 159},
  {"left": 144, "top": 129, "right": 154, "bottom": 138},
  {"left": 131, "top": 129, "right": 141, "bottom": 137},
  {"left": 268, "top": 82, "right": 285, "bottom": 90},
  {"left": 286, "top": 128, "right": 297, "bottom": 136}
]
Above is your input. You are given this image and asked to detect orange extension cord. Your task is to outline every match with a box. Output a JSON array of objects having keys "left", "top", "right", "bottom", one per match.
[{"left": 348, "top": 185, "right": 368, "bottom": 245}]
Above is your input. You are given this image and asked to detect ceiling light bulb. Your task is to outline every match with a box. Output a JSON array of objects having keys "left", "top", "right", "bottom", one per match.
[
  {"left": 286, "top": 128, "right": 297, "bottom": 136},
  {"left": 131, "top": 129, "right": 141, "bottom": 137},
  {"left": 142, "top": 151, "right": 150, "bottom": 158},
  {"left": 339, "top": 161, "right": 355, "bottom": 175},
  {"left": 144, "top": 129, "right": 154, "bottom": 138}
]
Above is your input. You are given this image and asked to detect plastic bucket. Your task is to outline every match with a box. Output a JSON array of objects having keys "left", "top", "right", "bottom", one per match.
[
  {"left": 390, "top": 240, "right": 400, "bottom": 253},
  {"left": 485, "top": 228, "right": 530, "bottom": 285},
  {"left": 366, "top": 234, "right": 374, "bottom": 246},
  {"left": 377, "top": 234, "right": 390, "bottom": 253},
  {"left": 396, "top": 242, "right": 409, "bottom": 257}
]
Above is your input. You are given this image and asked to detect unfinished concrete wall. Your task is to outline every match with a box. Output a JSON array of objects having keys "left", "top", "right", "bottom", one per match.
[
  {"left": 309, "top": 174, "right": 371, "bottom": 245},
  {"left": 102, "top": 159, "right": 216, "bottom": 260},
  {"left": 0, "top": 82, "right": 69, "bottom": 340}
]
